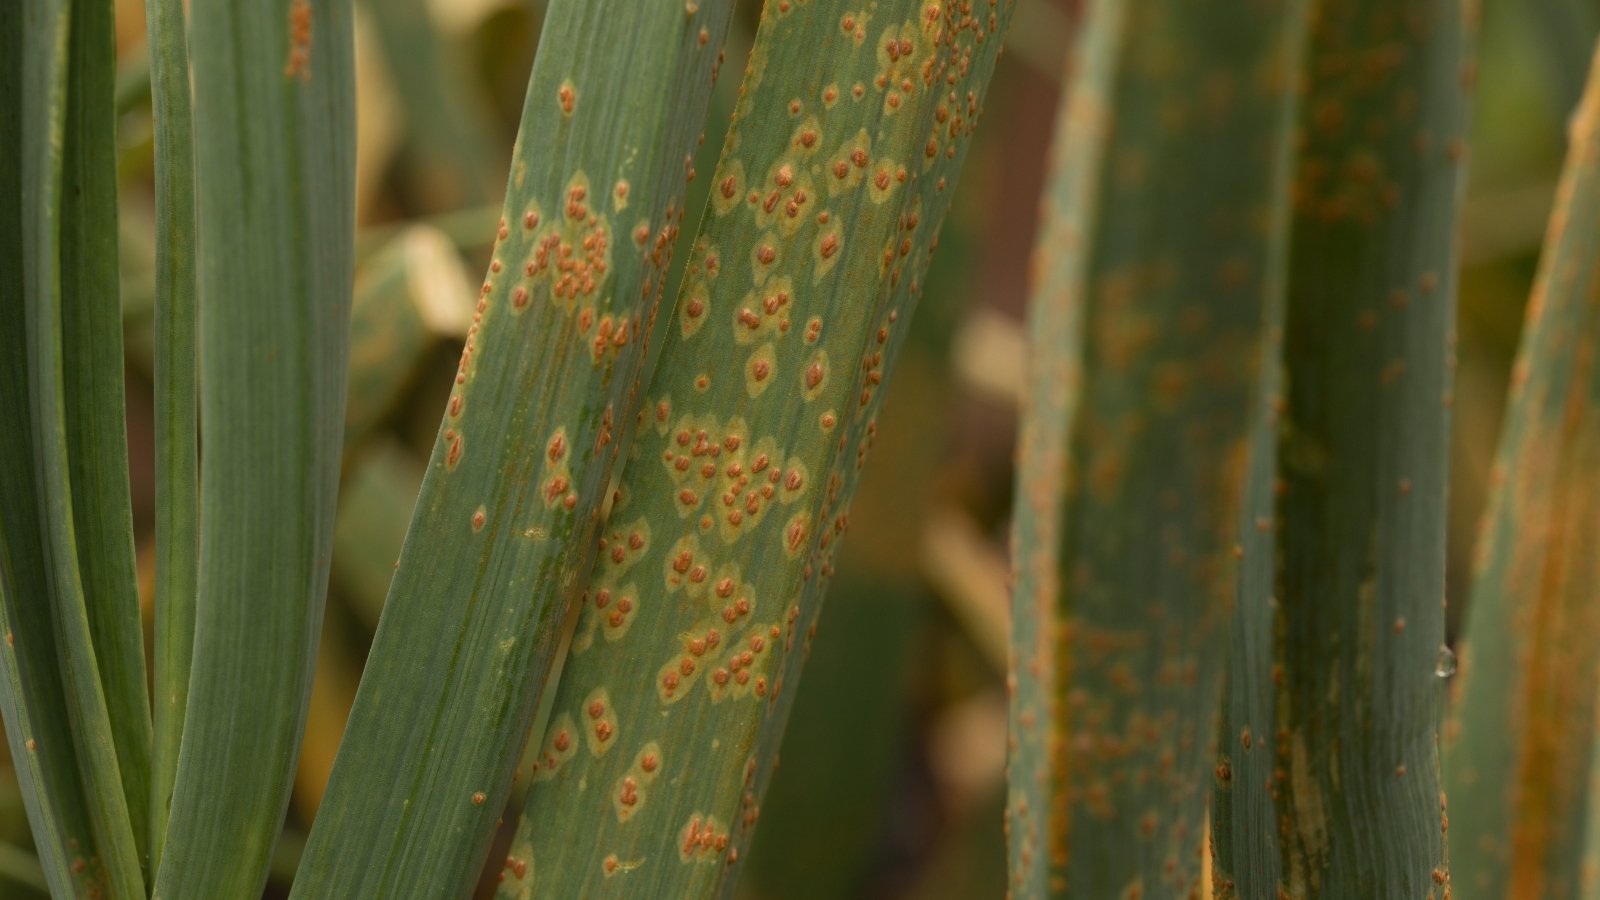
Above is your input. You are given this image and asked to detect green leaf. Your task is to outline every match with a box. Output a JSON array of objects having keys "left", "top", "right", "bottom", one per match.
[
  {"left": 1444, "top": 41, "right": 1600, "bottom": 900},
  {"left": 0, "top": 12, "right": 105, "bottom": 876},
  {"left": 6, "top": 0, "right": 147, "bottom": 894},
  {"left": 0, "top": 363, "right": 102, "bottom": 898},
  {"left": 1212, "top": 1, "right": 1476, "bottom": 896},
  {"left": 152, "top": 0, "right": 357, "bottom": 893},
  {"left": 505, "top": 2, "right": 1017, "bottom": 895},
  {"left": 291, "top": 3, "right": 737, "bottom": 895},
  {"left": 1210, "top": 296, "right": 1288, "bottom": 895},
  {"left": 1005, "top": 1, "right": 1307, "bottom": 895},
  {"left": 60, "top": 0, "right": 153, "bottom": 871},
  {"left": 1526, "top": 0, "right": 1600, "bottom": 116},
  {"left": 142, "top": 0, "right": 199, "bottom": 874},
  {"left": 1, "top": 11, "right": 93, "bottom": 895}
]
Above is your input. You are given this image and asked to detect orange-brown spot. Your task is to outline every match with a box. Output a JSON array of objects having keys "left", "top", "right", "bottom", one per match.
[{"left": 285, "top": 0, "right": 312, "bottom": 81}]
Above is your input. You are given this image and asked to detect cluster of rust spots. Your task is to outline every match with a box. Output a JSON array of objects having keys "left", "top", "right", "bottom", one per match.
[
  {"left": 569, "top": 517, "right": 651, "bottom": 651},
  {"left": 656, "top": 416, "right": 808, "bottom": 542},
  {"left": 874, "top": 25, "right": 927, "bottom": 114},
  {"left": 594, "top": 402, "right": 619, "bottom": 458},
  {"left": 657, "top": 624, "right": 722, "bottom": 702},
  {"left": 599, "top": 522, "right": 649, "bottom": 567},
  {"left": 749, "top": 155, "right": 817, "bottom": 237},
  {"left": 1292, "top": 11, "right": 1472, "bottom": 229},
  {"left": 284, "top": 0, "right": 312, "bottom": 81},
  {"left": 732, "top": 277, "right": 795, "bottom": 351},
  {"left": 596, "top": 586, "right": 639, "bottom": 640},
  {"left": 499, "top": 854, "right": 529, "bottom": 886},
  {"left": 745, "top": 345, "right": 777, "bottom": 395},
  {"left": 678, "top": 814, "right": 730, "bottom": 862},
  {"left": 612, "top": 742, "right": 663, "bottom": 822},
  {"left": 531, "top": 712, "right": 578, "bottom": 783},
  {"left": 855, "top": 313, "right": 894, "bottom": 412},
  {"left": 588, "top": 313, "right": 633, "bottom": 362},
  {"left": 525, "top": 177, "right": 613, "bottom": 314},
  {"left": 706, "top": 625, "right": 777, "bottom": 703},
  {"left": 793, "top": 329, "right": 894, "bottom": 581},
  {"left": 582, "top": 689, "right": 618, "bottom": 756},
  {"left": 540, "top": 426, "right": 576, "bottom": 511},
  {"left": 819, "top": 232, "right": 841, "bottom": 258},
  {"left": 840, "top": 12, "right": 866, "bottom": 43},
  {"left": 441, "top": 243, "right": 505, "bottom": 471},
  {"left": 827, "top": 134, "right": 872, "bottom": 196}
]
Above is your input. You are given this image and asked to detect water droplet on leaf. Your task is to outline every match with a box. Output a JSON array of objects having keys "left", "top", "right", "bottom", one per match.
[{"left": 1434, "top": 645, "right": 1456, "bottom": 678}]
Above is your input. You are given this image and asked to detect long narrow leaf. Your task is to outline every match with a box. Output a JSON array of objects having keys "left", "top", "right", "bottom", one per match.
[
  {"left": 1211, "top": 2, "right": 1476, "bottom": 896},
  {"left": 0, "top": 10, "right": 108, "bottom": 893},
  {"left": 152, "top": 0, "right": 357, "bottom": 893},
  {"left": 1445, "top": 41, "right": 1600, "bottom": 900},
  {"left": 1006, "top": 1, "right": 1307, "bottom": 895},
  {"left": 61, "top": 0, "right": 153, "bottom": 869},
  {"left": 14, "top": 0, "right": 146, "bottom": 895},
  {"left": 506, "top": 2, "right": 1017, "bottom": 895},
  {"left": 292, "top": 3, "right": 737, "bottom": 895},
  {"left": 142, "top": 0, "right": 199, "bottom": 872}
]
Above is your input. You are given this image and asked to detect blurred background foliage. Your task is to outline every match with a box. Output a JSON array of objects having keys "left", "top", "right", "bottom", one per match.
[{"left": 0, "top": 0, "right": 1583, "bottom": 895}]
